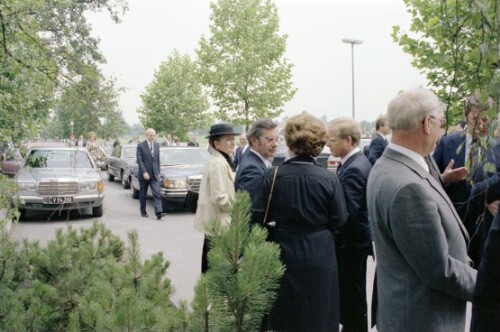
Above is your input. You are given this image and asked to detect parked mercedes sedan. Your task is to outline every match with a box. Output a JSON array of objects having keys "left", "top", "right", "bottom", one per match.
[
  {"left": 15, "top": 147, "right": 104, "bottom": 220},
  {"left": 130, "top": 147, "right": 209, "bottom": 212},
  {"left": 106, "top": 143, "right": 137, "bottom": 189}
]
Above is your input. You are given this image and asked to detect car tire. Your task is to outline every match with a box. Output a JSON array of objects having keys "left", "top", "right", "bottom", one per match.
[
  {"left": 92, "top": 204, "right": 103, "bottom": 217},
  {"left": 108, "top": 172, "right": 115, "bottom": 182},
  {"left": 18, "top": 208, "right": 27, "bottom": 221},
  {"left": 121, "top": 172, "right": 130, "bottom": 189},
  {"left": 131, "top": 187, "right": 139, "bottom": 199}
]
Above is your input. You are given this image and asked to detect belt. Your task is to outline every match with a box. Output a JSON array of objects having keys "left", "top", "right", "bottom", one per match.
[{"left": 266, "top": 222, "right": 328, "bottom": 233}]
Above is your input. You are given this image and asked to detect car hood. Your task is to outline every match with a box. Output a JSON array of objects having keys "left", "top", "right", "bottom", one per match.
[
  {"left": 159, "top": 164, "right": 204, "bottom": 179},
  {"left": 17, "top": 168, "right": 101, "bottom": 182}
]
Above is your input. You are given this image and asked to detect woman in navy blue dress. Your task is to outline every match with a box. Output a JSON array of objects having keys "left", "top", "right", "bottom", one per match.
[{"left": 252, "top": 113, "right": 347, "bottom": 332}]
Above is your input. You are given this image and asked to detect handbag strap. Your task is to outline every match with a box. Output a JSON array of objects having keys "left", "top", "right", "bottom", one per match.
[{"left": 263, "top": 166, "right": 279, "bottom": 224}]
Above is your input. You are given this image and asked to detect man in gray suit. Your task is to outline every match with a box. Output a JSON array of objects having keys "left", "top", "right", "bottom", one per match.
[{"left": 367, "top": 88, "right": 477, "bottom": 332}]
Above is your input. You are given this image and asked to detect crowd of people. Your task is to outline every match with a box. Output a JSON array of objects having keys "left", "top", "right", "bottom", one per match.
[{"left": 192, "top": 88, "right": 499, "bottom": 332}]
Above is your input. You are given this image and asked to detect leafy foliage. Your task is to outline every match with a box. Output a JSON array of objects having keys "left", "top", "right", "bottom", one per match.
[
  {"left": 0, "top": 0, "right": 127, "bottom": 142},
  {"left": 393, "top": 0, "right": 500, "bottom": 126},
  {"left": 190, "top": 192, "right": 285, "bottom": 332},
  {"left": 197, "top": 0, "right": 296, "bottom": 130},
  {"left": 138, "top": 50, "right": 211, "bottom": 140}
]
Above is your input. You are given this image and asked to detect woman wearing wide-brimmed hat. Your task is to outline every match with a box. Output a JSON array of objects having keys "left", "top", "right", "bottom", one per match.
[{"left": 194, "top": 123, "right": 240, "bottom": 273}]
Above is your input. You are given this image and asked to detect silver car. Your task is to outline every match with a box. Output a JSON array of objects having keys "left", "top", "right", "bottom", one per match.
[{"left": 15, "top": 146, "right": 105, "bottom": 220}]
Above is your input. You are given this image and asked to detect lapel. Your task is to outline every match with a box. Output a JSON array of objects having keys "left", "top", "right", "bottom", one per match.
[
  {"left": 337, "top": 151, "right": 362, "bottom": 177},
  {"left": 385, "top": 148, "right": 470, "bottom": 242}
]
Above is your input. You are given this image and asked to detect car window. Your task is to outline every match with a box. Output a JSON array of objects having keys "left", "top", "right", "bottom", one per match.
[
  {"left": 26, "top": 149, "right": 93, "bottom": 168},
  {"left": 123, "top": 146, "right": 137, "bottom": 158},
  {"left": 160, "top": 148, "right": 210, "bottom": 165}
]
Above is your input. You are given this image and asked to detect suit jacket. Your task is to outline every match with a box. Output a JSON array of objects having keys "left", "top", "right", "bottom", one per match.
[
  {"left": 434, "top": 132, "right": 500, "bottom": 237},
  {"left": 367, "top": 133, "right": 387, "bottom": 165},
  {"left": 136, "top": 140, "right": 160, "bottom": 181},
  {"left": 76, "top": 139, "right": 87, "bottom": 148},
  {"left": 235, "top": 149, "right": 267, "bottom": 202},
  {"left": 233, "top": 145, "right": 248, "bottom": 169},
  {"left": 367, "top": 147, "right": 476, "bottom": 332},
  {"left": 336, "top": 151, "right": 372, "bottom": 251},
  {"left": 473, "top": 212, "right": 500, "bottom": 330},
  {"left": 194, "top": 149, "right": 236, "bottom": 235}
]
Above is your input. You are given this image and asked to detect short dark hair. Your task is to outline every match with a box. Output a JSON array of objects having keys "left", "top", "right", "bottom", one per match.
[
  {"left": 375, "top": 116, "right": 387, "bottom": 130},
  {"left": 247, "top": 118, "right": 278, "bottom": 146}
]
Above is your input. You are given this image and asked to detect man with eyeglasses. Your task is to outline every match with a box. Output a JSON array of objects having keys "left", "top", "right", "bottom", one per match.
[
  {"left": 367, "top": 88, "right": 476, "bottom": 332},
  {"left": 235, "top": 118, "right": 279, "bottom": 202},
  {"left": 433, "top": 92, "right": 500, "bottom": 265}
]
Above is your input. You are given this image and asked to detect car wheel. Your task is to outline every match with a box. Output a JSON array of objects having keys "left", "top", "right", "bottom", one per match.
[
  {"left": 107, "top": 172, "right": 115, "bottom": 182},
  {"left": 131, "top": 187, "right": 139, "bottom": 199},
  {"left": 122, "top": 173, "right": 130, "bottom": 189},
  {"left": 18, "top": 208, "right": 27, "bottom": 221},
  {"left": 92, "top": 204, "right": 104, "bottom": 217}
]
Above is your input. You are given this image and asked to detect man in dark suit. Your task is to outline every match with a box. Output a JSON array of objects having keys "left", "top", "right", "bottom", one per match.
[
  {"left": 137, "top": 128, "right": 164, "bottom": 220},
  {"left": 473, "top": 195, "right": 500, "bottom": 331},
  {"left": 433, "top": 92, "right": 500, "bottom": 264},
  {"left": 76, "top": 134, "right": 87, "bottom": 147},
  {"left": 235, "top": 119, "right": 278, "bottom": 202},
  {"left": 367, "top": 115, "right": 390, "bottom": 165},
  {"left": 233, "top": 133, "right": 248, "bottom": 169},
  {"left": 327, "top": 117, "right": 372, "bottom": 332}
]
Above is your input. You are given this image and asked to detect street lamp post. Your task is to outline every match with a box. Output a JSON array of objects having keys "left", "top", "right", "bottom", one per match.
[{"left": 342, "top": 38, "right": 363, "bottom": 119}]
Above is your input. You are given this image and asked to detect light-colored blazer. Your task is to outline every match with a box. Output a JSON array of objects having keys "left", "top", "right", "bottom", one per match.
[
  {"left": 367, "top": 147, "right": 477, "bottom": 332},
  {"left": 194, "top": 149, "right": 235, "bottom": 235}
]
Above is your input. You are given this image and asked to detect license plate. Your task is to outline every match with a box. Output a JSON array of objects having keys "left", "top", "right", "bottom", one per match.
[{"left": 42, "top": 196, "right": 74, "bottom": 204}]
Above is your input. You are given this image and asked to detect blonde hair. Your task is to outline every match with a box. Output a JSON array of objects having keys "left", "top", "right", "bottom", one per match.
[{"left": 285, "top": 113, "right": 328, "bottom": 157}]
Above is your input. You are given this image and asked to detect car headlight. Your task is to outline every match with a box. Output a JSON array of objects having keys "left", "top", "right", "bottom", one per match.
[
  {"left": 81, "top": 180, "right": 104, "bottom": 193},
  {"left": 18, "top": 182, "right": 36, "bottom": 193},
  {"left": 162, "top": 179, "right": 187, "bottom": 189}
]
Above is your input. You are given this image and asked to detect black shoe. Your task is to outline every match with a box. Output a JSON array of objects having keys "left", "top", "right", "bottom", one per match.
[
  {"left": 141, "top": 212, "right": 149, "bottom": 218},
  {"left": 156, "top": 213, "right": 164, "bottom": 220}
]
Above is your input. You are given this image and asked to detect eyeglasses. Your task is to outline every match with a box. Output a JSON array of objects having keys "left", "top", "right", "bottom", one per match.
[
  {"left": 429, "top": 115, "right": 447, "bottom": 129},
  {"left": 261, "top": 136, "right": 282, "bottom": 143}
]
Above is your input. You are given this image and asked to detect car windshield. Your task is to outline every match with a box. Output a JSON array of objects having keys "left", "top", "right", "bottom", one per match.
[
  {"left": 160, "top": 148, "right": 209, "bottom": 165},
  {"left": 123, "top": 146, "right": 137, "bottom": 158},
  {"left": 26, "top": 149, "right": 93, "bottom": 168}
]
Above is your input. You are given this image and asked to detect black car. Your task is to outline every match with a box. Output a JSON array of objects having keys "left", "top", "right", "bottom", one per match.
[
  {"left": 130, "top": 147, "right": 210, "bottom": 212},
  {"left": 106, "top": 144, "right": 137, "bottom": 189}
]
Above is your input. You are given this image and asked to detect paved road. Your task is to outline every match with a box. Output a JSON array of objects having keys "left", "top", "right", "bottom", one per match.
[{"left": 9, "top": 171, "right": 204, "bottom": 305}]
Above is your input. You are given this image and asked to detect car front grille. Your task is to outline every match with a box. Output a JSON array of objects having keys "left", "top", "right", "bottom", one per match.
[
  {"left": 38, "top": 181, "right": 79, "bottom": 195},
  {"left": 187, "top": 175, "right": 202, "bottom": 193}
]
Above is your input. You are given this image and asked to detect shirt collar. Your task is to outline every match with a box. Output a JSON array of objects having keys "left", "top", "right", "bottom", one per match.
[
  {"left": 341, "top": 147, "right": 360, "bottom": 165},
  {"left": 250, "top": 149, "right": 272, "bottom": 168}
]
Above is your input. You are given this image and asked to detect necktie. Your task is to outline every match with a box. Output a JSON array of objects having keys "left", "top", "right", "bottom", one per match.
[
  {"left": 150, "top": 142, "right": 154, "bottom": 156},
  {"left": 336, "top": 162, "right": 342, "bottom": 174}
]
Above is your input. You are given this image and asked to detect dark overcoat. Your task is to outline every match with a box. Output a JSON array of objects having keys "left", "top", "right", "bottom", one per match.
[{"left": 252, "top": 155, "right": 347, "bottom": 332}]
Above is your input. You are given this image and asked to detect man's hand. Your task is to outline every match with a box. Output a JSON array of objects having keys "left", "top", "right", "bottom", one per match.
[
  {"left": 442, "top": 159, "right": 467, "bottom": 184},
  {"left": 143, "top": 172, "right": 150, "bottom": 181},
  {"left": 487, "top": 200, "right": 500, "bottom": 216}
]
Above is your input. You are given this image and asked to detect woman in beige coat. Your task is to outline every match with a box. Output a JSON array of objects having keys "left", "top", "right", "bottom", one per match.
[{"left": 194, "top": 123, "right": 240, "bottom": 273}]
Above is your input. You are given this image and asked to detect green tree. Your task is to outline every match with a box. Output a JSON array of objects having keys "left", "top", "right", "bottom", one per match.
[
  {"left": 138, "top": 50, "right": 210, "bottom": 140},
  {"left": 53, "top": 72, "right": 128, "bottom": 140},
  {"left": 197, "top": 0, "right": 296, "bottom": 130},
  {"left": 190, "top": 192, "right": 284, "bottom": 332},
  {"left": 392, "top": 0, "right": 500, "bottom": 126},
  {"left": 0, "top": 0, "right": 127, "bottom": 142}
]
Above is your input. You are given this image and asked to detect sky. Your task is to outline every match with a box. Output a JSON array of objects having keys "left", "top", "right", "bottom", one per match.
[{"left": 86, "top": 0, "right": 427, "bottom": 126}]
